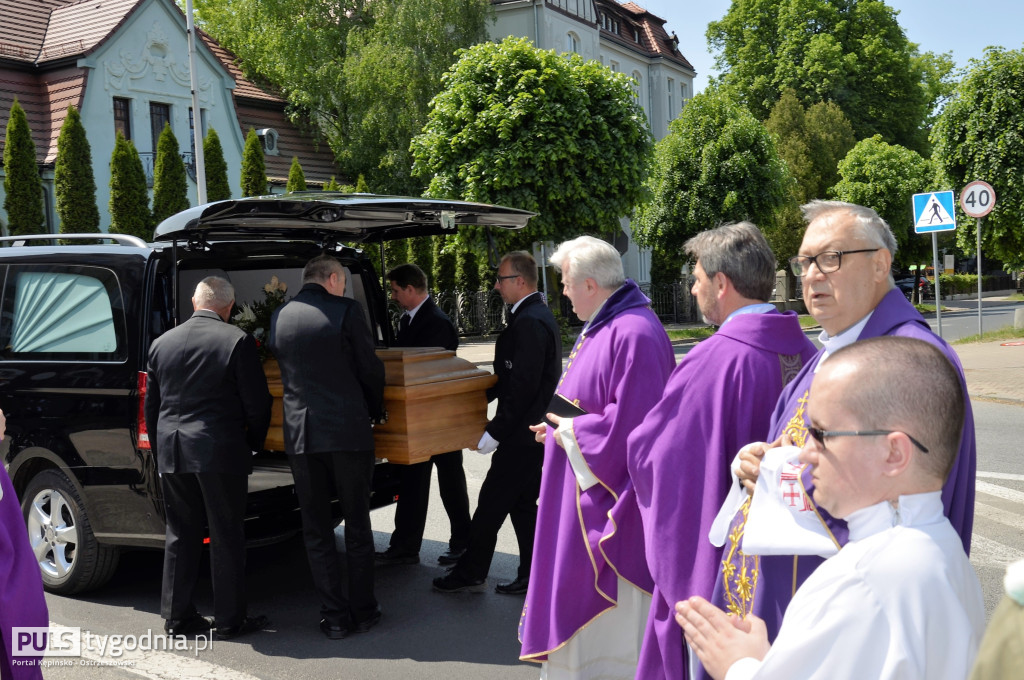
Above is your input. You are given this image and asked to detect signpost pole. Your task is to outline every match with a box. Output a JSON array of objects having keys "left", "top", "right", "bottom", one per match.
[
  {"left": 932, "top": 233, "right": 942, "bottom": 337},
  {"left": 977, "top": 217, "right": 983, "bottom": 337}
]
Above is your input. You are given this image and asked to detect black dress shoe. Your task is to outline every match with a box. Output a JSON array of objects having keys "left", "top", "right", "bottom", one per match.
[
  {"left": 375, "top": 549, "right": 419, "bottom": 566},
  {"left": 432, "top": 572, "right": 486, "bottom": 593},
  {"left": 319, "top": 619, "right": 351, "bottom": 640},
  {"left": 164, "top": 613, "right": 212, "bottom": 637},
  {"left": 437, "top": 548, "right": 466, "bottom": 565},
  {"left": 352, "top": 606, "right": 382, "bottom": 634},
  {"left": 495, "top": 576, "right": 529, "bottom": 595},
  {"left": 215, "top": 614, "right": 269, "bottom": 640}
]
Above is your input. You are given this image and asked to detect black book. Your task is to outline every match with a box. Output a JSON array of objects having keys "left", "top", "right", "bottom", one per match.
[{"left": 544, "top": 393, "right": 588, "bottom": 427}]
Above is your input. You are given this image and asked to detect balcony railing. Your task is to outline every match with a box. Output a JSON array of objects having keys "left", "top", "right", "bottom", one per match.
[{"left": 138, "top": 152, "right": 196, "bottom": 187}]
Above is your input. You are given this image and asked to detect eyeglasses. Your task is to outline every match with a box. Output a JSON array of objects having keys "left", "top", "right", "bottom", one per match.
[
  {"left": 807, "top": 427, "right": 929, "bottom": 454},
  {"left": 788, "top": 249, "right": 880, "bottom": 277},
  {"left": 495, "top": 274, "right": 519, "bottom": 284}
]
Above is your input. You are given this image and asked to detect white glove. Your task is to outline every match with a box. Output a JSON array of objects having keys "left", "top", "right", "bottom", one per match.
[{"left": 476, "top": 431, "right": 498, "bottom": 455}]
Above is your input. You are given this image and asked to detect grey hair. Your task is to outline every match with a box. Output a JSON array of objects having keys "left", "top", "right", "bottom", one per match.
[
  {"left": 801, "top": 200, "right": 898, "bottom": 256},
  {"left": 303, "top": 253, "right": 345, "bottom": 284},
  {"left": 549, "top": 235, "right": 624, "bottom": 289},
  {"left": 823, "top": 336, "right": 964, "bottom": 483},
  {"left": 194, "top": 276, "right": 234, "bottom": 309},
  {"left": 684, "top": 222, "right": 776, "bottom": 301}
]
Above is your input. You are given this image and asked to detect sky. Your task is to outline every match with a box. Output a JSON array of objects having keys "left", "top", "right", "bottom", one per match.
[{"left": 631, "top": 0, "right": 1024, "bottom": 94}]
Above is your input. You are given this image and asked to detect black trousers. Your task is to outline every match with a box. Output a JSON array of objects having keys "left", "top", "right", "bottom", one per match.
[
  {"left": 455, "top": 440, "right": 543, "bottom": 582},
  {"left": 161, "top": 472, "right": 248, "bottom": 628},
  {"left": 289, "top": 450, "right": 377, "bottom": 628},
  {"left": 389, "top": 449, "right": 472, "bottom": 554}
]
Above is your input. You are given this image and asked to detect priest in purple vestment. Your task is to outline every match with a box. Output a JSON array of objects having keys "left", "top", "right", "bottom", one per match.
[
  {"left": 1, "top": 409, "right": 49, "bottom": 680},
  {"left": 519, "top": 236, "right": 675, "bottom": 678},
  {"left": 706, "top": 201, "right": 977, "bottom": 668},
  {"left": 627, "top": 222, "right": 816, "bottom": 680}
]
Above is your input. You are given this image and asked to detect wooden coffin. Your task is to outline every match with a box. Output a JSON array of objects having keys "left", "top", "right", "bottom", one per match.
[{"left": 263, "top": 348, "right": 495, "bottom": 465}]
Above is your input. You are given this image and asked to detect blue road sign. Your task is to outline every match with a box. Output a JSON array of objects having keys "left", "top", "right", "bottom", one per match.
[{"left": 913, "top": 191, "right": 956, "bottom": 233}]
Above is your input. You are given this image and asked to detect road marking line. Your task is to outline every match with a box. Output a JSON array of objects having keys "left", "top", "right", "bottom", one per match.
[
  {"left": 970, "top": 533, "right": 1024, "bottom": 567},
  {"left": 48, "top": 622, "right": 262, "bottom": 680},
  {"left": 974, "top": 501, "right": 1024, "bottom": 533},
  {"left": 977, "top": 472, "right": 1024, "bottom": 482},
  {"left": 976, "top": 481, "right": 1024, "bottom": 505}
]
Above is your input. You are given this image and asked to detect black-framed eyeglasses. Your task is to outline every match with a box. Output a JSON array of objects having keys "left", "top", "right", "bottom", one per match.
[
  {"left": 495, "top": 274, "right": 519, "bottom": 284},
  {"left": 807, "top": 427, "right": 929, "bottom": 453},
  {"left": 788, "top": 249, "right": 880, "bottom": 277}
]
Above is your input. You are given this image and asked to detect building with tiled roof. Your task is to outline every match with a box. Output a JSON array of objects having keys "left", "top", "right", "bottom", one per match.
[
  {"left": 490, "top": 0, "right": 695, "bottom": 283},
  {"left": 0, "top": 0, "right": 340, "bottom": 236}
]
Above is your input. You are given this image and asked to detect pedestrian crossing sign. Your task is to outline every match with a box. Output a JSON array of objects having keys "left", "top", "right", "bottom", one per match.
[{"left": 913, "top": 191, "right": 956, "bottom": 233}]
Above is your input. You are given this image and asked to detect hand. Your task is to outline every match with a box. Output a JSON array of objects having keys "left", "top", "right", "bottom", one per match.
[
  {"left": 475, "top": 431, "right": 498, "bottom": 455},
  {"left": 529, "top": 422, "right": 547, "bottom": 444},
  {"left": 735, "top": 433, "right": 789, "bottom": 492},
  {"left": 675, "top": 597, "right": 770, "bottom": 680},
  {"left": 544, "top": 413, "right": 565, "bottom": 449},
  {"left": 0, "top": 409, "right": 5, "bottom": 441}
]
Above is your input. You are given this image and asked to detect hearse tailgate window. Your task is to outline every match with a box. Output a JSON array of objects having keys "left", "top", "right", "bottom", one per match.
[{"left": 0, "top": 266, "right": 127, "bottom": 361}]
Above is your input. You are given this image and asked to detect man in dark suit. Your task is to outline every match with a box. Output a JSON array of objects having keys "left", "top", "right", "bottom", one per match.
[
  {"left": 268, "top": 254, "right": 385, "bottom": 640},
  {"left": 375, "top": 263, "right": 472, "bottom": 567},
  {"left": 145, "top": 276, "right": 272, "bottom": 640},
  {"left": 433, "top": 251, "right": 561, "bottom": 595}
]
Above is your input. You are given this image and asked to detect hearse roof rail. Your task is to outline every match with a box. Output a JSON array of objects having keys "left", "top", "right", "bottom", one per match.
[{"left": 0, "top": 233, "right": 149, "bottom": 248}]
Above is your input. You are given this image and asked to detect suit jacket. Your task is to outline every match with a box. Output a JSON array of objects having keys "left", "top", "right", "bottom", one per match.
[
  {"left": 144, "top": 309, "right": 272, "bottom": 475},
  {"left": 397, "top": 296, "right": 458, "bottom": 350},
  {"left": 486, "top": 292, "right": 561, "bottom": 446},
  {"left": 268, "top": 282, "right": 385, "bottom": 454}
]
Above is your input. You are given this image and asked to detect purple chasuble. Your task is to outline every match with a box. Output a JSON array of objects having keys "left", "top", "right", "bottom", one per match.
[
  {"left": 1, "top": 465, "right": 49, "bottom": 680},
  {"left": 629, "top": 310, "right": 816, "bottom": 680},
  {"left": 519, "top": 280, "right": 675, "bottom": 662},
  {"left": 707, "top": 289, "right": 978, "bottom": 671}
]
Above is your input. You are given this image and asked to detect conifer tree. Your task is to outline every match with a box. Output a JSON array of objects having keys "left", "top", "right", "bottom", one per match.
[
  {"left": 354, "top": 174, "right": 369, "bottom": 193},
  {"left": 109, "top": 132, "right": 153, "bottom": 240},
  {"left": 2, "top": 99, "right": 44, "bottom": 235},
  {"left": 152, "top": 123, "right": 190, "bottom": 224},
  {"left": 324, "top": 176, "right": 340, "bottom": 191},
  {"left": 203, "top": 127, "right": 231, "bottom": 202},
  {"left": 54, "top": 105, "right": 100, "bottom": 235},
  {"left": 432, "top": 235, "right": 456, "bottom": 292},
  {"left": 286, "top": 157, "right": 307, "bottom": 192},
  {"left": 455, "top": 243, "right": 480, "bottom": 291},
  {"left": 240, "top": 128, "right": 267, "bottom": 197}
]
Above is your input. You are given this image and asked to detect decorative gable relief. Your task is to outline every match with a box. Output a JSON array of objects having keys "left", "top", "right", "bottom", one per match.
[{"left": 102, "top": 22, "right": 212, "bottom": 104}]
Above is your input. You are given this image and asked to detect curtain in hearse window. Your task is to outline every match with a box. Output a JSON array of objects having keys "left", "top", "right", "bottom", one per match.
[{"left": 2, "top": 268, "right": 124, "bottom": 359}]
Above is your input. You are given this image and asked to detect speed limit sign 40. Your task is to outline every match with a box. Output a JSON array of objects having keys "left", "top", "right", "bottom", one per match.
[{"left": 960, "top": 180, "right": 996, "bottom": 218}]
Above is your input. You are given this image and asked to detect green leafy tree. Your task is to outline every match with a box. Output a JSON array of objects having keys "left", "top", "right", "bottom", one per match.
[
  {"left": 354, "top": 174, "right": 369, "bottom": 194},
  {"left": 203, "top": 127, "right": 231, "bottom": 202},
  {"left": 152, "top": 123, "right": 190, "bottom": 224},
  {"left": 324, "top": 176, "right": 341, "bottom": 191},
  {"left": 708, "top": 0, "right": 949, "bottom": 152},
  {"left": 240, "top": 128, "right": 267, "bottom": 197},
  {"left": 830, "top": 135, "right": 936, "bottom": 270},
  {"left": 632, "top": 87, "right": 791, "bottom": 282},
  {"left": 456, "top": 242, "right": 480, "bottom": 291},
  {"left": 109, "top": 132, "right": 152, "bottom": 240},
  {"left": 432, "top": 235, "right": 456, "bottom": 292},
  {"left": 54, "top": 105, "right": 100, "bottom": 235},
  {"left": 412, "top": 37, "right": 653, "bottom": 252},
  {"left": 932, "top": 47, "right": 1024, "bottom": 268},
  {"left": 405, "top": 236, "right": 433, "bottom": 277},
  {"left": 194, "top": 0, "right": 490, "bottom": 195},
  {"left": 766, "top": 90, "right": 856, "bottom": 203},
  {"left": 286, "top": 157, "right": 307, "bottom": 192},
  {"left": 3, "top": 99, "right": 44, "bottom": 235}
]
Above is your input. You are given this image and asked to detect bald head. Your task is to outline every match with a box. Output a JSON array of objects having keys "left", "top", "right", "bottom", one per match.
[{"left": 820, "top": 336, "right": 964, "bottom": 483}]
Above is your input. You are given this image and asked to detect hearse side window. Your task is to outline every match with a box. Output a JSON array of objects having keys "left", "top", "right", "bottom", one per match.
[{"left": 0, "top": 266, "right": 127, "bottom": 361}]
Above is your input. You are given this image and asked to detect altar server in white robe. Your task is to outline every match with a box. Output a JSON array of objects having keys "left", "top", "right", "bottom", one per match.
[{"left": 675, "top": 335, "right": 985, "bottom": 680}]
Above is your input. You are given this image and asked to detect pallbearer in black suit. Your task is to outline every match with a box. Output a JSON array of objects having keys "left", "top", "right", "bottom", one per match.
[
  {"left": 375, "top": 264, "right": 472, "bottom": 567},
  {"left": 433, "top": 251, "right": 561, "bottom": 595},
  {"left": 268, "top": 255, "right": 386, "bottom": 640},
  {"left": 145, "top": 276, "right": 272, "bottom": 640}
]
